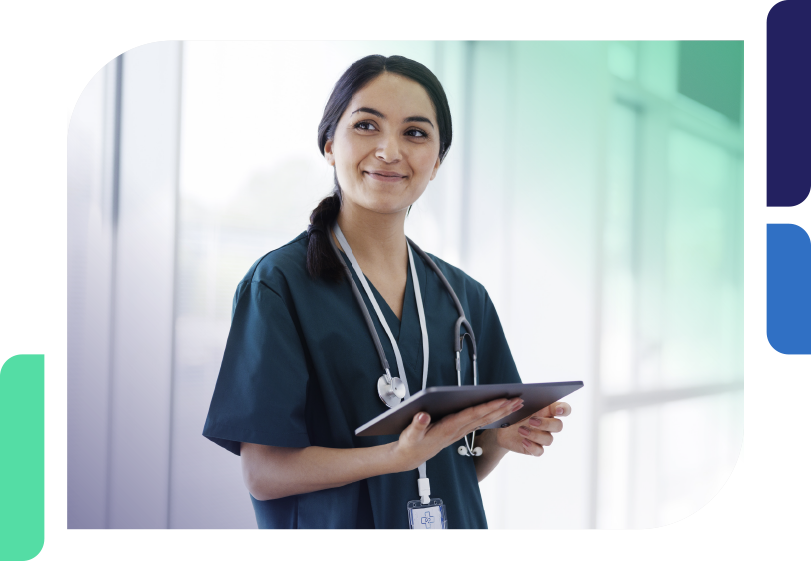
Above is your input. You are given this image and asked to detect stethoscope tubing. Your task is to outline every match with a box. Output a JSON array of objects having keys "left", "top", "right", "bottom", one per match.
[
  {"left": 328, "top": 228, "right": 478, "bottom": 378},
  {"left": 327, "top": 228, "right": 394, "bottom": 381},
  {"left": 327, "top": 224, "right": 480, "bottom": 458},
  {"left": 406, "top": 239, "right": 478, "bottom": 359}
]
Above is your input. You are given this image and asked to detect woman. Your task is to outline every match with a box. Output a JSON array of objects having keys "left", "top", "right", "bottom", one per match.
[{"left": 202, "top": 54, "right": 571, "bottom": 529}]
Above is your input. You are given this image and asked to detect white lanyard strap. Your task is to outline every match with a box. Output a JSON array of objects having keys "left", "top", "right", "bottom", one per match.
[
  {"left": 333, "top": 223, "right": 430, "bottom": 484},
  {"left": 408, "top": 243, "right": 430, "bottom": 394},
  {"left": 333, "top": 223, "right": 410, "bottom": 397},
  {"left": 407, "top": 243, "right": 430, "bottom": 482}
]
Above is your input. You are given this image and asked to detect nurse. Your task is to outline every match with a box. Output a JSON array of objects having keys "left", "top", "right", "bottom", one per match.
[{"left": 202, "top": 54, "right": 572, "bottom": 529}]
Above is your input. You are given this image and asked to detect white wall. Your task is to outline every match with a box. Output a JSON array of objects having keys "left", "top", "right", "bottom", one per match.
[
  {"left": 68, "top": 41, "right": 182, "bottom": 529},
  {"left": 67, "top": 53, "right": 117, "bottom": 530}
]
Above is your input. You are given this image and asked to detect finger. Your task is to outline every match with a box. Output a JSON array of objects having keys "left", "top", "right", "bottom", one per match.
[
  {"left": 460, "top": 397, "right": 523, "bottom": 434},
  {"left": 526, "top": 416, "right": 564, "bottom": 433},
  {"left": 535, "top": 401, "right": 572, "bottom": 418},
  {"left": 469, "top": 397, "right": 520, "bottom": 420},
  {"left": 450, "top": 397, "right": 518, "bottom": 426},
  {"left": 403, "top": 411, "right": 431, "bottom": 439},
  {"left": 435, "top": 397, "right": 521, "bottom": 438},
  {"left": 430, "top": 400, "right": 505, "bottom": 436},
  {"left": 454, "top": 402, "right": 521, "bottom": 439},
  {"left": 517, "top": 425, "right": 553, "bottom": 446},
  {"left": 521, "top": 438, "right": 545, "bottom": 457},
  {"left": 555, "top": 402, "right": 572, "bottom": 417}
]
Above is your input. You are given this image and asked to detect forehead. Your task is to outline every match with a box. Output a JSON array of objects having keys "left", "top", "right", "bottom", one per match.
[{"left": 345, "top": 73, "right": 436, "bottom": 120}]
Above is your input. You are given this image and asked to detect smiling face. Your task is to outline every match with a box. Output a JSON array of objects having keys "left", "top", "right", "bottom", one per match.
[{"left": 324, "top": 72, "right": 442, "bottom": 216}]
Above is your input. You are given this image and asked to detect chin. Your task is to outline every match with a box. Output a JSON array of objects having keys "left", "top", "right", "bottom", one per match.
[
  {"left": 363, "top": 200, "right": 410, "bottom": 215},
  {"left": 369, "top": 204, "right": 409, "bottom": 214},
  {"left": 355, "top": 191, "right": 412, "bottom": 215}
]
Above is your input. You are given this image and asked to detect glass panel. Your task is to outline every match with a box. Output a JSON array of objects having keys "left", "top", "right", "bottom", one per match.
[
  {"left": 677, "top": 41, "right": 744, "bottom": 124},
  {"left": 599, "top": 102, "right": 638, "bottom": 394},
  {"left": 596, "top": 409, "right": 631, "bottom": 528},
  {"left": 661, "top": 129, "right": 743, "bottom": 388},
  {"left": 596, "top": 390, "right": 743, "bottom": 529},
  {"left": 652, "top": 390, "right": 743, "bottom": 527},
  {"left": 608, "top": 41, "right": 638, "bottom": 81}
]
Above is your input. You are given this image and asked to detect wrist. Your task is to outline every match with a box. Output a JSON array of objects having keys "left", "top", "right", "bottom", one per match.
[
  {"left": 385, "top": 440, "right": 411, "bottom": 474},
  {"left": 487, "top": 428, "right": 510, "bottom": 456}
]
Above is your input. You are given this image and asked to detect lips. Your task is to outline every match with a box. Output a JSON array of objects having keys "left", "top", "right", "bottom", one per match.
[{"left": 365, "top": 171, "right": 406, "bottom": 178}]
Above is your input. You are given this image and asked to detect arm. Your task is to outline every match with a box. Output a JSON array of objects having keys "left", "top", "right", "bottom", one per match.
[
  {"left": 473, "top": 401, "right": 572, "bottom": 482},
  {"left": 472, "top": 429, "right": 509, "bottom": 482},
  {"left": 242, "top": 396, "right": 523, "bottom": 501},
  {"left": 241, "top": 441, "right": 400, "bottom": 501}
]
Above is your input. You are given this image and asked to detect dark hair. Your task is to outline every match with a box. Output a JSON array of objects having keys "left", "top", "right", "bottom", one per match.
[{"left": 306, "top": 54, "right": 453, "bottom": 281}]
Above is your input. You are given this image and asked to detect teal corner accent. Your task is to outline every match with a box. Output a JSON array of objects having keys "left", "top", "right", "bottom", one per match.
[{"left": 0, "top": 355, "right": 45, "bottom": 561}]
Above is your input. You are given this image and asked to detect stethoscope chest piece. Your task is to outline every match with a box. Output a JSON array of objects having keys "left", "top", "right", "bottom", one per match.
[{"left": 378, "top": 374, "right": 406, "bottom": 408}]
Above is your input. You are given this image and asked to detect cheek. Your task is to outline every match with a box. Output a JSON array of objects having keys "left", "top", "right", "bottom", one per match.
[
  {"left": 335, "top": 140, "right": 368, "bottom": 172},
  {"left": 414, "top": 147, "right": 440, "bottom": 175}
]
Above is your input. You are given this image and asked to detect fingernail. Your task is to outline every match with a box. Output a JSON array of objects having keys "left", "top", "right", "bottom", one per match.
[
  {"left": 522, "top": 438, "right": 532, "bottom": 447},
  {"left": 418, "top": 413, "right": 428, "bottom": 423},
  {"left": 518, "top": 426, "right": 530, "bottom": 436},
  {"left": 512, "top": 402, "right": 524, "bottom": 412},
  {"left": 529, "top": 417, "right": 542, "bottom": 427},
  {"left": 556, "top": 407, "right": 564, "bottom": 415}
]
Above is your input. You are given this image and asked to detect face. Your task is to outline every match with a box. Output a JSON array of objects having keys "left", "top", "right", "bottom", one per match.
[{"left": 324, "top": 72, "right": 442, "bottom": 216}]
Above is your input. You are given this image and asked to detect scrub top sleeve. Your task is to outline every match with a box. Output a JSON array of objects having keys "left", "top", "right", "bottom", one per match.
[
  {"left": 203, "top": 280, "right": 311, "bottom": 455},
  {"left": 478, "top": 291, "right": 523, "bottom": 386}
]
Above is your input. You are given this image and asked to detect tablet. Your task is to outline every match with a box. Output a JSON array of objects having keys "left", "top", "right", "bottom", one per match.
[{"left": 354, "top": 381, "right": 584, "bottom": 437}]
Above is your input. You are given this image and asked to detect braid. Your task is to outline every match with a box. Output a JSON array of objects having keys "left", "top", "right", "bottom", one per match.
[{"left": 306, "top": 187, "right": 343, "bottom": 281}]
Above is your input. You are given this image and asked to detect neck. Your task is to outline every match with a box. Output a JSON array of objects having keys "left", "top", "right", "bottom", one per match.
[{"left": 335, "top": 200, "right": 408, "bottom": 274}]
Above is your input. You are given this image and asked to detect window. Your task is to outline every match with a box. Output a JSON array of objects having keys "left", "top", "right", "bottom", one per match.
[{"left": 595, "top": 41, "right": 743, "bottom": 529}]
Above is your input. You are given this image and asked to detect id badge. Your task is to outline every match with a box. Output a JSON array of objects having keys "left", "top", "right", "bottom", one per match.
[{"left": 407, "top": 498, "right": 448, "bottom": 529}]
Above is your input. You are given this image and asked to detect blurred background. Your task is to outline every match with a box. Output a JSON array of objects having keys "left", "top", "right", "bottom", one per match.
[{"left": 67, "top": 40, "right": 743, "bottom": 529}]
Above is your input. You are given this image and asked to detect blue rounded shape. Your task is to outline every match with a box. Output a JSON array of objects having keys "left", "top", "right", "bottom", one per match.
[{"left": 767, "top": 224, "right": 811, "bottom": 354}]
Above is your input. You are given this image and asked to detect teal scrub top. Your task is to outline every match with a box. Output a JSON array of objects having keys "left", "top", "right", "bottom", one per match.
[{"left": 202, "top": 232, "right": 522, "bottom": 529}]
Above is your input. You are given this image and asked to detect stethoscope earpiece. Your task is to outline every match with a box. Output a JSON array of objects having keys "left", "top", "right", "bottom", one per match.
[{"left": 457, "top": 446, "right": 483, "bottom": 457}]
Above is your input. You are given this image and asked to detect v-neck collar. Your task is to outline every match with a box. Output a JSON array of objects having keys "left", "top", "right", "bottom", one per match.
[
  {"left": 336, "top": 242, "right": 430, "bottom": 391},
  {"left": 339, "top": 250, "right": 413, "bottom": 341},
  {"left": 337, "top": 245, "right": 428, "bottom": 338},
  {"left": 365, "top": 270, "right": 409, "bottom": 340}
]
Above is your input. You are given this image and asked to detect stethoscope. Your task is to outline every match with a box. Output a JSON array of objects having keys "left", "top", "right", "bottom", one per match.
[{"left": 329, "top": 223, "right": 482, "bottom": 458}]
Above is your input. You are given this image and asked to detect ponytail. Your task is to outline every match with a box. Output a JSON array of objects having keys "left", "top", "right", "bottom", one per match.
[{"left": 306, "top": 183, "right": 343, "bottom": 282}]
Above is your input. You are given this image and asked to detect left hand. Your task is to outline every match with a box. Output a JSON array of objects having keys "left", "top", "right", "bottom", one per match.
[{"left": 494, "top": 401, "right": 571, "bottom": 457}]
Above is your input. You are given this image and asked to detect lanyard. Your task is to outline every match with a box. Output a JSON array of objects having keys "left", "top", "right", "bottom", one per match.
[{"left": 332, "top": 223, "right": 431, "bottom": 483}]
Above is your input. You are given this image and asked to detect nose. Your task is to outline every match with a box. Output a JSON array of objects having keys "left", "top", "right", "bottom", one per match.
[{"left": 376, "top": 132, "right": 402, "bottom": 163}]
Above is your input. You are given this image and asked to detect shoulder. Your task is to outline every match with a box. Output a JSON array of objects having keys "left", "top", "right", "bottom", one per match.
[
  {"left": 421, "top": 251, "right": 490, "bottom": 307},
  {"left": 236, "top": 232, "right": 310, "bottom": 297}
]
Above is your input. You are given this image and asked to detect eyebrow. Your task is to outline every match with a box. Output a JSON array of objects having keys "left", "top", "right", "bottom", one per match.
[{"left": 351, "top": 107, "right": 435, "bottom": 129}]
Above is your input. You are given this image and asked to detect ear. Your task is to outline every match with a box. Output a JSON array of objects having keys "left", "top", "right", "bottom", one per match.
[
  {"left": 324, "top": 139, "right": 336, "bottom": 167},
  {"left": 429, "top": 154, "right": 441, "bottom": 181}
]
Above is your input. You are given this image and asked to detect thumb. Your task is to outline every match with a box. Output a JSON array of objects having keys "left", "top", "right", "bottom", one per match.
[{"left": 411, "top": 411, "right": 431, "bottom": 431}]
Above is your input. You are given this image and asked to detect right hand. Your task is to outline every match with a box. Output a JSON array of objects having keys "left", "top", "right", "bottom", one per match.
[{"left": 391, "top": 397, "right": 524, "bottom": 471}]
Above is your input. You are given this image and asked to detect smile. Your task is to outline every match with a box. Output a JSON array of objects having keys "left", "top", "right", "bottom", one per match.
[{"left": 365, "top": 171, "right": 406, "bottom": 182}]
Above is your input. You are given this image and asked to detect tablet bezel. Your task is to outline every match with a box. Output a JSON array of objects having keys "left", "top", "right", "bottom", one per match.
[{"left": 354, "top": 381, "right": 584, "bottom": 437}]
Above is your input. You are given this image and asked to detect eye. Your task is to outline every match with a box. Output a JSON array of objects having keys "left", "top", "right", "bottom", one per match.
[
  {"left": 354, "top": 121, "right": 377, "bottom": 132},
  {"left": 406, "top": 128, "right": 429, "bottom": 139}
]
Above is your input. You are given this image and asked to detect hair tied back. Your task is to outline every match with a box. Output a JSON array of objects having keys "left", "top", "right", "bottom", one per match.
[{"left": 307, "top": 224, "right": 325, "bottom": 239}]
